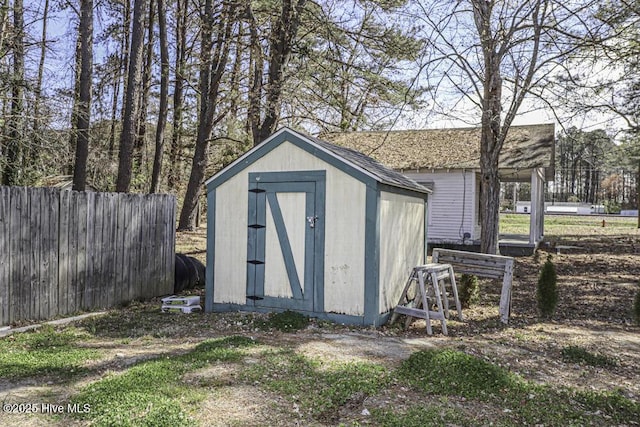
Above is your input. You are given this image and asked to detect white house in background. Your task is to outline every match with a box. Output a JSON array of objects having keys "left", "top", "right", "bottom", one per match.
[
  {"left": 325, "top": 124, "right": 556, "bottom": 255},
  {"left": 516, "top": 201, "right": 605, "bottom": 215}
]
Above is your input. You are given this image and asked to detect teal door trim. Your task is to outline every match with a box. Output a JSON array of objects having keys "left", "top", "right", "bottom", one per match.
[{"left": 246, "top": 171, "right": 326, "bottom": 312}]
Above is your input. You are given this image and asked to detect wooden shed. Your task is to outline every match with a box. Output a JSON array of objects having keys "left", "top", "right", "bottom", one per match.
[{"left": 205, "top": 128, "right": 430, "bottom": 326}]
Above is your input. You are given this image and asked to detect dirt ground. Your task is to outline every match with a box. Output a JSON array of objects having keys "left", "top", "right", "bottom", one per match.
[{"left": 1, "top": 228, "right": 639, "bottom": 426}]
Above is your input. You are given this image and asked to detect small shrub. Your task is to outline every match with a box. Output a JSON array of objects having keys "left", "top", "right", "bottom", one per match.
[
  {"left": 561, "top": 346, "right": 617, "bottom": 367},
  {"left": 263, "top": 310, "right": 309, "bottom": 332},
  {"left": 634, "top": 285, "right": 640, "bottom": 325},
  {"left": 458, "top": 274, "right": 480, "bottom": 308},
  {"left": 537, "top": 254, "right": 558, "bottom": 318}
]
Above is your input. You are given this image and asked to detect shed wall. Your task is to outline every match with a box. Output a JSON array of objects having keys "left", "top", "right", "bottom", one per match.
[
  {"left": 404, "top": 171, "right": 476, "bottom": 242},
  {"left": 378, "top": 191, "right": 425, "bottom": 313},
  {"left": 212, "top": 140, "right": 367, "bottom": 315}
]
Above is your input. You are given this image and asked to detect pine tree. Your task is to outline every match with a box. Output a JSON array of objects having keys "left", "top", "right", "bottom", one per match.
[{"left": 537, "top": 254, "right": 558, "bottom": 318}]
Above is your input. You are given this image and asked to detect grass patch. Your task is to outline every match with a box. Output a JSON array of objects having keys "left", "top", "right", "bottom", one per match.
[
  {"left": 0, "top": 325, "right": 99, "bottom": 379},
  {"left": 396, "top": 348, "right": 639, "bottom": 425},
  {"left": 243, "top": 349, "right": 390, "bottom": 423},
  {"left": 70, "top": 336, "right": 256, "bottom": 427},
  {"left": 372, "top": 405, "right": 469, "bottom": 427},
  {"left": 78, "top": 305, "right": 176, "bottom": 338},
  {"left": 561, "top": 345, "right": 617, "bottom": 367},
  {"left": 500, "top": 213, "right": 638, "bottom": 236},
  {"left": 259, "top": 310, "right": 309, "bottom": 332}
]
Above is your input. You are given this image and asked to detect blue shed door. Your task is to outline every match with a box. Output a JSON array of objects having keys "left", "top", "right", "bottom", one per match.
[{"left": 246, "top": 174, "right": 325, "bottom": 312}]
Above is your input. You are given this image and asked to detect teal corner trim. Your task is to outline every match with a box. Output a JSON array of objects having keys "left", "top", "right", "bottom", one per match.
[
  {"left": 423, "top": 197, "right": 429, "bottom": 263},
  {"left": 313, "top": 176, "right": 326, "bottom": 313},
  {"left": 205, "top": 189, "right": 216, "bottom": 312},
  {"left": 363, "top": 184, "right": 380, "bottom": 325}
]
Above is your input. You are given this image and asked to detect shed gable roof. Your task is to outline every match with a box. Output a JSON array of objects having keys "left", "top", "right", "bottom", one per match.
[
  {"left": 205, "top": 128, "right": 430, "bottom": 194},
  {"left": 323, "top": 124, "right": 555, "bottom": 174}
]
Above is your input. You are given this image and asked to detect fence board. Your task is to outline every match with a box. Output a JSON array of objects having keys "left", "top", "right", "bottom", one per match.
[
  {"left": 58, "top": 190, "right": 70, "bottom": 317},
  {"left": 105, "top": 193, "right": 117, "bottom": 308},
  {"left": 0, "top": 187, "right": 9, "bottom": 325},
  {"left": 114, "top": 194, "right": 125, "bottom": 306},
  {"left": 16, "top": 187, "right": 30, "bottom": 321},
  {"left": 76, "top": 192, "right": 89, "bottom": 310},
  {"left": 0, "top": 186, "right": 175, "bottom": 325}
]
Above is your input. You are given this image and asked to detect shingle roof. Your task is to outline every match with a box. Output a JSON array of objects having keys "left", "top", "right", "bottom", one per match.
[
  {"left": 323, "top": 124, "right": 555, "bottom": 176},
  {"left": 306, "top": 133, "right": 430, "bottom": 194}
]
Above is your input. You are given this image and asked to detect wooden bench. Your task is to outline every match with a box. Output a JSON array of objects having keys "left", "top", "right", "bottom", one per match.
[{"left": 431, "top": 248, "right": 515, "bottom": 324}]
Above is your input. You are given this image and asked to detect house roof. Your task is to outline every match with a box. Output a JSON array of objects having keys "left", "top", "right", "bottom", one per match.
[
  {"left": 304, "top": 134, "right": 430, "bottom": 193},
  {"left": 206, "top": 128, "right": 431, "bottom": 195},
  {"left": 323, "top": 123, "right": 555, "bottom": 179}
]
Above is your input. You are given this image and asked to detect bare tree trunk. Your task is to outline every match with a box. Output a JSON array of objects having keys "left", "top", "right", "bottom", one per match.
[
  {"left": 72, "top": 0, "right": 93, "bottom": 191},
  {"left": 134, "top": 0, "right": 155, "bottom": 172},
  {"left": 29, "top": 0, "right": 49, "bottom": 167},
  {"left": 2, "top": 0, "right": 24, "bottom": 186},
  {"left": 150, "top": 0, "right": 169, "bottom": 193},
  {"left": 249, "top": 0, "right": 308, "bottom": 146},
  {"left": 115, "top": 0, "right": 147, "bottom": 192},
  {"left": 167, "top": 0, "right": 186, "bottom": 191},
  {"left": 475, "top": 0, "right": 502, "bottom": 255},
  {"left": 108, "top": 3, "right": 129, "bottom": 159},
  {"left": 0, "top": 0, "right": 8, "bottom": 55},
  {"left": 118, "top": 0, "right": 132, "bottom": 126},
  {"left": 178, "top": 0, "right": 238, "bottom": 230}
]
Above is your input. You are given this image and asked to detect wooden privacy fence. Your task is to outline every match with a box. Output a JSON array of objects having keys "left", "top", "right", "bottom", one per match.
[{"left": 0, "top": 186, "right": 176, "bottom": 326}]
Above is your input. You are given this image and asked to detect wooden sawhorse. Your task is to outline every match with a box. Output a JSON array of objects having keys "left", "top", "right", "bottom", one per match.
[{"left": 390, "top": 263, "right": 463, "bottom": 335}]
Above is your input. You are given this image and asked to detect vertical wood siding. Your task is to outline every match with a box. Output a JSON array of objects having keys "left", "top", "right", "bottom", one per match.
[
  {"left": 378, "top": 191, "right": 425, "bottom": 314},
  {"left": 0, "top": 186, "right": 175, "bottom": 325}
]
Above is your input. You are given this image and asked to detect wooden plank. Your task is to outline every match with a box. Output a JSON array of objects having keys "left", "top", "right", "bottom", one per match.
[
  {"left": 92, "top": 193, "right": 104, "bottom": 308},
  {"left": 0, "top": 187, "right": 10, "bottom": 326},
  {"left": 34, "top": 189, "right": 47, "bottom": 320},
  {"left": 140, "top": 196, "right": 151, "bottom": 299},
  {"left": 167, "top": 195, "right": 176, "bottom": 294},
  {"left": 83, "top": 192, "right": 95, "bottom": 309},
  {"left": 47, "top": 189, "right": 60, "bottom": 319},
  {"left": 47, "top": 188, "right": 60, "bottom": 319},
  {"left": 114, "top": 193, "right": 125, "bottom": 306},
  {"left": 17, "top": 187, "right": 31, "bottom": 322},
  {"left": 105, "top": 193, "right": 117, "bottom": 308},
  {"left": 40, "top": 188, "right": 56, "bottom": 320},
  {"left": 499, "top": 259, "right": 515, "bottom": 324},
  {"left": 76, "top": 192, "right": 88, "bottom": 311},
  {"left": 433, "top": 248, "right": 512, "bottom": 263},
  {"left": 159, "top": 195, "right": 172, "bottom": 296},
  {"left": 58, "top": 190, "right": 71, "bottom": 317},
  {"left": 8, "top": 187, "right": 20, "bottom": 323},
  {"left": 124, "top": 195, "right": 136, "bottom": 302},
  {"left": 150, "top": 196, "right": 161, "bottom": 298}
]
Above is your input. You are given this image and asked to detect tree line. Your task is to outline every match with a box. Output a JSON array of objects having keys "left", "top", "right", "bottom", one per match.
[{"left": 0, "top": 0, "right": 638, "bottom": 243}]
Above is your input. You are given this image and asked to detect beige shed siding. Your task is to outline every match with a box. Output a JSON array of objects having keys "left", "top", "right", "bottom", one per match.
[
  {"left": 404, "top": 170, "right": 476, "bottom": 242},
  {"left": 378, "top": 191, "right": 425, "bottom": 314},
  {"left": 213, "top": 140, "right": 367, "bottom": 315}
]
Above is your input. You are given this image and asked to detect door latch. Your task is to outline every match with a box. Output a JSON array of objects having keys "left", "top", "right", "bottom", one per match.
[{"left": 307, "top": 215, "right": 318, "bottom": 228}]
